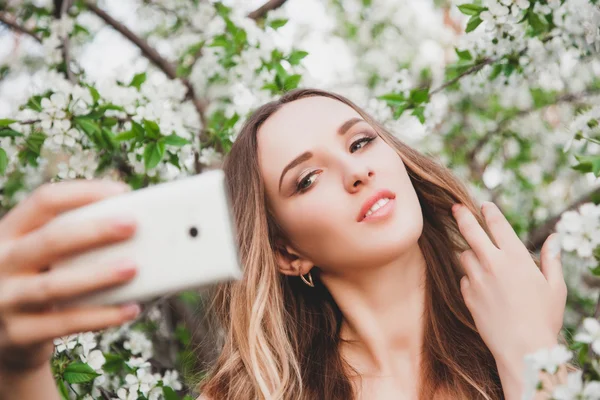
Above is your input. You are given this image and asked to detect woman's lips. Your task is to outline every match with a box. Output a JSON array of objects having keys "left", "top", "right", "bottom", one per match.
[
  {"left": 359, "top": 198, "right": 396, "bottom": 222},
  {"left": 357, "top": 189, "right": 397, "bottom": 222}
]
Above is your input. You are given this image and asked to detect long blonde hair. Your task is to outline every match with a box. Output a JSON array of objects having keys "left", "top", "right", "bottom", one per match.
[{"left": 198, "top": 88, "right": 512, "bottom": 399}]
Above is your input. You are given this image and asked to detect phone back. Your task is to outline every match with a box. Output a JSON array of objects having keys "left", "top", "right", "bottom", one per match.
[{"left": 50, "top": 169, "right": 243, "bottom": 306}]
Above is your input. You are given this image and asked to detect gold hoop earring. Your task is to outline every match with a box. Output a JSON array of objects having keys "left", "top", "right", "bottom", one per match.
[{"left": 300, "top": 271, "right": 314, "bottom": 287}]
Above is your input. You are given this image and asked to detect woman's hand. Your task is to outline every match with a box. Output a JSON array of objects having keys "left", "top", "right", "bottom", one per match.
[
  {"left": 452, "top": 201, "right": 567, "bottom": 399},
  {"left": 0, "top": 179, "right": 141, "bottom": 375}
]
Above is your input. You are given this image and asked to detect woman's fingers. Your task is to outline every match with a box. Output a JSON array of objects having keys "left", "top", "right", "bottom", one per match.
[
  {"left": 452, "top": 204, "right": 500, "bottom": 263},
  {"left": 0, "top": 259, "right": 137, "bottom": 310},
  {"left": 0, "top": 179, "right": 130, "bottom": 242},
  {"left": 0, "top": 214, "right": 137, "bottom": 275},
  {"left": 0, "top": 304, "right": 140, "bottom": 348},
  {"left": 459, "top": 249, "right": 486, "bottom": 285},
  {"left": 480, "top": 201, "right": 529, "bottom": 256},
  {"left": 540, "top": 233, "right": 567, "bottom": 300}
]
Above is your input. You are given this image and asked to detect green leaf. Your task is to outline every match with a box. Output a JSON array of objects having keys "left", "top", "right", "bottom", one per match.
[
  {"left": 163, "top": 386, "right": 181, "bottom": 400},
  {"left": 98, "top": 103, "right": 126, "bottom": 113},
  {"left": 164, "top": 133, "right": 190, "bottom": 146},
  {"left": 0, "top": 129, "right": 23, "bottom": 137},
  {"left": 56, "top": 379, "right": 70, "bottom": 400},
  {"left": 288, "top": 50, "right": 308, "bottom": 66},
  {"left": 74, "top": 117, "right": 101, "bottom": 137},
  {"left": 590, "top": 265, "right": 600, "bottom": 276},
  {"left": 409, "top": 88, "right": 429, "bottom": 104},
  {"left": 528, "top": 12, "right": 548, "bottom": 33},
  {"left": 144, "top": 141, "right": 165, "bottom": 170},
  {"left": 0, "top": 119, "right": 16, "bottom": 127},
  {"left": 63, "top": 362, "right": 101, "bottom": 384},
  {"left": 393, "top": 104, "right": 408, "bottom": 119},
  {"left": 455, "top": 48, "right": 473, "bottom": 61},
  {"left": 143, "top": 119, "right": 161, "bottom": 139},
  {"left": 377, "top": 93, "right": 406, "bottom": 105},
  {"left": 283, "top": 74, "right": 302, "bottom": 91},
  {"left": 25, "top": 95, "right": 43, "bottom": 112},
  {"left": 412, "top": 106, "right": 426, "bottom": 124},
  {"left": 102, "top": 353, "right": 125, "bottom": 374},
  {"left": 489, "top": 64, "right": 503, "bottom": 81},
  {"left": 466, "top": 15, "right": 483, "bottom": 33},
  {"left": 269, "top": 19, "right": 288, "bottom": 30},
  {"left": 114, "top": 130, "right": 137, "bottom": 141},
  {"left": 458, "top": 4, "right": 484, "bottom": 16},
  {"left": 572, "top": 154, "right": 600, "bottom": 176},
  {"left": 101, "top": 127, "right": 116, "bottom": 150},
  {"left": 22, "top": 131, "right": 40, "bottom": 154},
  {"left": 73, "top": 23, "right": 91, "bottom": 37},
  {"left": 87, "top": 85, "right": 100, "bottom": 104},
  {"left": 175, "top": 322, "right": 191, "bottom": 346},
  {"left": 209, "top": 34, "right": 229, "bottom": 48},
  {"left": 0, "top": 147, "right": 8, "bottom": 175},
  {"left": 131, "top": 121, "right": 145, "bottom": 141},
  {"left": 129, "top": 72, "right": 147, "bottom": 90},
  {"left": 594, "top": 246, "right": 600, "bottom": 262}
]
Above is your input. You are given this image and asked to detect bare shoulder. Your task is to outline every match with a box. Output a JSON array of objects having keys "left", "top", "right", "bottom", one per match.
[{"left": 197, "top": 395, "right": 212, "bottom": 400}]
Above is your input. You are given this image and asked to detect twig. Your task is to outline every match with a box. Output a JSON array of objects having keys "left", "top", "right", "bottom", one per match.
[
  {"left": 85, "top": 2, "right": 178, "bottom": 79},
  {"left": 85, "top": 1, "right": 209, "bottom": 148},
  {"left": 526, "top": 186, "right": 600, "bottom": 252},
  {"left": 467, "top": 89, "right": 599, "bottom": 172},
  {"left": 430, "top": 58, "right": 493, "bottom": 96},
  {"left": 247, "top": 0, "right": 289, "bottom": 20},
  {"left": 0, "top": 12, "right": 42, "bottom": 43},
  {"left": 594, "top": 292, "right": 600, "bottom": 319},
  {"left": 429, "top": 35, "right": 555, "bottom": 97},
  {"left": 58, "top": 0, "right": 76, "bottom": 83}
]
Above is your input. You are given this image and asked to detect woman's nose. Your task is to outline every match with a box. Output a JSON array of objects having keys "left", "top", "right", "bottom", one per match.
[{"left": 345, "top": 164, "right": 374, "bottom": 192}]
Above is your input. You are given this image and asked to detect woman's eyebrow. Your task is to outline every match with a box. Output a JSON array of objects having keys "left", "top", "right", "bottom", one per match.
[{"left": 277, "top": 117, "right": 365, "bottom": 193}]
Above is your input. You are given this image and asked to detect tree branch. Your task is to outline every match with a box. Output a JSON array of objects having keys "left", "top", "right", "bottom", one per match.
[
  {"left": 247, "top": 0, "right": 288, "bottom": 20},
  {"left": 85, "top": 2, "right": 178, "bottom": 80},
  {"left": 57, "top": 0, "right": 76, "bottom": 83},
  {"left": 467, "top": 90, "right": 600, "bottom": 171},
  {"left": 0, "top": 12, "right": 42, "bottom": 43},
  {"left": 429, "top": 35, "right": 555, "bottom": 97},
  {"left": 430, "top": 58, "right": 493, "bottom": 96},
  {"left": 85, "top": 1, "right": 209, "bottom": 165},
  {"left": 526, "top": 186, "right": 600, "bottom": 252}
]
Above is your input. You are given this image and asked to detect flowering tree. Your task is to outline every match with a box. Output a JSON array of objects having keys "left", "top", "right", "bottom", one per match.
[{"left": 0, "top": 0, "right": 599, "bottom": 398}]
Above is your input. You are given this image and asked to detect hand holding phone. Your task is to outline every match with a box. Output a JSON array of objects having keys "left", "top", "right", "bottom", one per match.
[
  {"left": 0, "top": 180, "right": 141, "bottom": 375},
  {"left": 49, "top": 169, "right": 243, "bottom": 307}
]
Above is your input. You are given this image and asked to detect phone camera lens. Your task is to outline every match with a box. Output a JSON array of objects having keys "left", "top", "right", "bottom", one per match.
[{"left": 189, "top": 226, "right": 199, "bottom": 238}]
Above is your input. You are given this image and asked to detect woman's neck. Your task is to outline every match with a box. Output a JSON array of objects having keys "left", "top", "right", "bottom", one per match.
[{"left": 320, "top": 244, "right": 427, "bottom": 378}]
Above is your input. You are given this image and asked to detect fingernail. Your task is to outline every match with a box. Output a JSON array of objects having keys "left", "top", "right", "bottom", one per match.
[
  {"left": 121, "top": 302, "right": 141, "bottom": 319},
  {"left": 106, "top": 180, "right": 131, "bottom": 192},
  {"left": 115, "top": 260, "right": 137, "bottom": 277},
  {"left": 548, "top": 234, "right": 562, "bottom": 259},
  {"left": 112, "top": 217, "right": 137, "bottom": 233}
]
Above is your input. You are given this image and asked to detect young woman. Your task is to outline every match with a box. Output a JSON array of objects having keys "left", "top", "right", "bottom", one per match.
[{"left": 0, "top": 88, "right": 567, "bottom": 400}]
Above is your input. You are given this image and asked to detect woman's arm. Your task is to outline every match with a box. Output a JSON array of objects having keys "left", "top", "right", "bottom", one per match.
[
  {"left": 0, "top": 364, "right": 61, "bottom": 400},
  {"left": 450, "top": 203, "right": 568, "bottom": 399}
]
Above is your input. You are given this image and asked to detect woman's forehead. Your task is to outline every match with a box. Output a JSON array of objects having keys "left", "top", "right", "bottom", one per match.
[{"left": 258, "top": 96, "right": 361, "bottom": 147}]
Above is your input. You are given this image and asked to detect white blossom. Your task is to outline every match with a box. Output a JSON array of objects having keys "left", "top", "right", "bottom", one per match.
[{"left": 575, "top": 318, "right": 600, "bottom": 355}]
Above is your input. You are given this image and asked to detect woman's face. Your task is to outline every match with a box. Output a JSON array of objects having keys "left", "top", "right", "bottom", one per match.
[{"left": 257, "top": 96, "right": 423, "bottom": 275}]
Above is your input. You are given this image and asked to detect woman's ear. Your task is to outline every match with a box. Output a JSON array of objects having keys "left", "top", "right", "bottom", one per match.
[{"left": 274, "top": 242, "right": 314, "bottom": 277}]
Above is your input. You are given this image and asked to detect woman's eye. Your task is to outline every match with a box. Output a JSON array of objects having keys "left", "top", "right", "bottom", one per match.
[
  {"left": 296, "top": 172, "right": 318, "bottom": 193},
  {"left": 350, "top": 135, "right": 376, "bottom": 153}
]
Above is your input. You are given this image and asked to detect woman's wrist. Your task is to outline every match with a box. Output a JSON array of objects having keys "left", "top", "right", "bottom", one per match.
[{"left": 493, "top": 336, "right": 560, "bottom": 400}]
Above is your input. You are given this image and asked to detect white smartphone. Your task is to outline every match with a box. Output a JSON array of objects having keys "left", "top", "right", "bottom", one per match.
[{"left": 49, "top": 169, "right": 243, "bottom": 307}]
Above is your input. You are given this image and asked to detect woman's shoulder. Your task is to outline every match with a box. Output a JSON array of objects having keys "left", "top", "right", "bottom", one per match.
[{"left": 196, "top": 395, "right": 212, "bottom": 400}]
